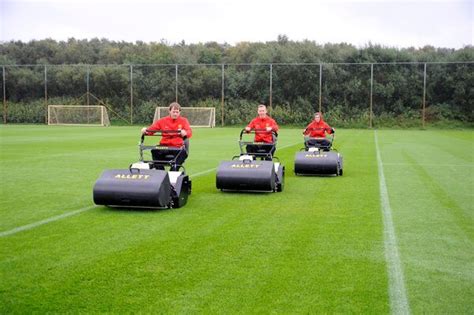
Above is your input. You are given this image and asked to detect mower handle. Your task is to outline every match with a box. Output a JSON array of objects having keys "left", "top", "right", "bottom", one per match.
[
  {"left": 141, "top": 129, "right": 183, "bottom": 143},
  {"left": 303, "top": 131, "right": 335, "bottom": 151},
  {"left": 239, "top": 128, "right": 278, "bottom": 140},
  {"left": 303, "top": 127, "right": 334, "bottom": 135},
  {"left": 306, "top": 136, "right": 330, "bottom": 140},
  {"left": 145, "top": 129, "right": 182, "bottom": 135},
  {"left": 139, "top": 129, "right": 189, "bottom": 162},
  {"left": 304, "top": 131, "right": 335, "bottom": 141}
]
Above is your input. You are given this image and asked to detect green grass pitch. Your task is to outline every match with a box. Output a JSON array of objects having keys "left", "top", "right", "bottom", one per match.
[{"left": 0, "top": 125, "right": 473, "bottom": 313}]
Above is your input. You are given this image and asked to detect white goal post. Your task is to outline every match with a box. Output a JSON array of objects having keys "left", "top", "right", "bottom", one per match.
[
  {"left": 153, "top": 107, "right": 215, "bottom": 127},
  {"left": 48, "top": 105, "right": 111, "bottom": 126}
]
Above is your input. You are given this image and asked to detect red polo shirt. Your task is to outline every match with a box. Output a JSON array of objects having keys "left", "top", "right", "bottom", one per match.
[
  {"left": 304, "top": 120, "right": 332, "bottom": 137},
  {"left": 246, "top": 116, "right": 279, "bottom": 143},
  {"left": 146, "top": 116, "right": 192, "bottom": 147}
]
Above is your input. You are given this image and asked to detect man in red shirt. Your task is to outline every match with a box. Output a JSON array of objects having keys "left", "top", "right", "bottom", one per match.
[
  {"left": 244, "top": 104, "right": 279, "bottom": 159},
  {"left": 303, "top": 112, "right": 334, "bottom": 149},
  {"left": 141, "top": 102, "right": 192, "bottom": 170}
]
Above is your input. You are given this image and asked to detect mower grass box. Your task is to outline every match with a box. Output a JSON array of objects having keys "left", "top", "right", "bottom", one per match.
[
  {"left": 93, "top": 169, "right": 172, "bottom": 208},
  {"left": 294, "top": 151, "right": 343, "bottom": 175},
  {"left": 216, "top": 160, "right": 277, "bottom": 192}
]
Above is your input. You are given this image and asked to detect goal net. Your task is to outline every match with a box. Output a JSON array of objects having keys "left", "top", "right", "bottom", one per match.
[
  {"left": 153, "top": 107, "right": 215, "bottom": 127},
  {"left": 48, "top": 105, "right": 111, "bottom": 126}
]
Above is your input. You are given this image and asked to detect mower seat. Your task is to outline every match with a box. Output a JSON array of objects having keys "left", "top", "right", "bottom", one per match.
[
  {"left": 245, "top": 143, "right": 275, "bottom": 160},
  {"left": 246, "top": 143, "right": 272, "bottom": 153},
  {"left": 151, "top": 138, "right": 189, "bottom": 161}
]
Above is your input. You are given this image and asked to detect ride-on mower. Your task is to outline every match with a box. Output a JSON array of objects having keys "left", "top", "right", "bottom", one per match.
[
  {"left": 93, "top": 130, "right": 191, "bottom": 208},
  {"left": 294, "top": 127, "right": 343, "bottom": 176},
  {"left": 216, "top": 129, "right": 284, "bottom": 192}
]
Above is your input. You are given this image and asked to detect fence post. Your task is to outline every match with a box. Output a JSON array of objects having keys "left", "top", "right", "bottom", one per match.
[
  {"left": 269, "top": 64, "right": 273, "bottom": 109},
  {"left": 422, "top": 63, "right": 427, "bottom": 129},
  {"left": 2, "top": 66, "right": 6, "bottom": 124},
  {"left": 221, "top": 63, "right": 225, "bottom": 126},
  {"left": 44, "top": 65, "right": 48, "bottom": 124},
  {"left": 175, "top": 64, "right": 178, "bottom": 103},
  {"left": 319, "top": 63, "right": 322, "bottom": 112},
  {"left": 86, "top": 65, "right": 90, "bottom": 105},
  {"left": 370, "top": 63, "right": 374, "bottom": 128},
  {"left": 130, "top": 64, "right": 133, "bottom": 124}
]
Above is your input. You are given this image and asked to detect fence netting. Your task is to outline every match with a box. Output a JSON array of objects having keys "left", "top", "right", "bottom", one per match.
[{"left": 2, "top": 62, "right": 472, "bottom": 127}]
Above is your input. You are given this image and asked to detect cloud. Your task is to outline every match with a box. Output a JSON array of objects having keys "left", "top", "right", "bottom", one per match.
[{"left": 1, "top": 0, "right": 472, "bottom": 48}]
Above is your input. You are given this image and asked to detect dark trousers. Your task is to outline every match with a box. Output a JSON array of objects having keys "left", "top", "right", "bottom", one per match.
[
  {"left": 306, "top": 138, "right": 330, "bottom": 150},
  {"left": 170, "top": 150, "right": 188, "bottom": 171},
  {"left": 151, "top": 149, "right": 188, "bottom": 171}
]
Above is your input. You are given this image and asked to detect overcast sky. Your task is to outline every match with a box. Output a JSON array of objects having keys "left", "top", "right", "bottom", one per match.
[{"left": 1, "top": 0, "right": 472, "bottom": 48}]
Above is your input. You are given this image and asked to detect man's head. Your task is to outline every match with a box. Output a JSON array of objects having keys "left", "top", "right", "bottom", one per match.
[
  {"left": 257, "top": 104, "right": 267, "bottom": 118},
  {"left": 314, "top": 112, "right": 322, "bottom": 122},
  {"left": 168, "top": 102, "right": 181, "bottom": 119}
]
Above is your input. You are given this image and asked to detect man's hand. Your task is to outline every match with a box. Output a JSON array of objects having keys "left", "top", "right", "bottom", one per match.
[
  {"left": 245, "top": 127, "right": 251, "bottom": 132},
  {"left": 141, "top": 127, "right": 147, "bottom": 134},
  {"left": 180, "top": 130, "right": 187, "bottom": 137},
  {"left": 266, "top": 127, "right": 272, "bottom": 131}
]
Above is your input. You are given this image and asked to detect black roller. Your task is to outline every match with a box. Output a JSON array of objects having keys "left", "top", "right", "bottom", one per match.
[
  {"left": 93, "top": 169, "right": 172, "bottom": 208},
  {"left": 216, "top": 160, "right": 276, "bottom": 192},
  {"left": 169, "top": 173, "right": 191, "bottom": 208},
  {"left": 294, "top": 151, "right": 343, "bottom": 175}
]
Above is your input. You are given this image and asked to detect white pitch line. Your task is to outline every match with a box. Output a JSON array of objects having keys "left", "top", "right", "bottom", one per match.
[
  {"left": 0, "top": 205, "right": 96, "bottom": 238},
  {"left": 278, "top": 142, "right": 300, "bottom": 150},
  {"left": 0, "top": 167, "right": 218, "bottom": 238},
  {"left": 374, "top": 131, "right": 411, "bottom": 315},
  {"left": 0, "top": 142, "right": 300, "bottom": 238},
  {"left": 189, "top": 168, "right": 216, "bottom": 178},
  {"left": 382, "top": 163, "right": 473, "bottom": 167}
]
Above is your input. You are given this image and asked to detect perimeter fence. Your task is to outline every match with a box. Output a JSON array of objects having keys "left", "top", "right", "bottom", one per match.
[{"left": 1, "top": 62, "right": 472, "bottom": 127}]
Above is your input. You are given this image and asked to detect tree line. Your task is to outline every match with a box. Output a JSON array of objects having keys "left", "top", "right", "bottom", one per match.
[{"left": 1, "top": 37, "right": 473, "bottom": 127}]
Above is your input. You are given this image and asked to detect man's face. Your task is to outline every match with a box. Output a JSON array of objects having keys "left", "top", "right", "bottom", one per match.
[
  {"left": 169, "top": 107, "right": 180, "bottom": 119},
  {"left": 258, "top": 106, "right": 267, "bottom": 118},
  {"left": 314, "top": 114, "right": 321, "bottom": 122}
]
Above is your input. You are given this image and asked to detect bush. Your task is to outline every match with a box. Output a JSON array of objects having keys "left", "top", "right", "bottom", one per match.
[
  {"left": 324, "top": 105, "right": 370, "bottom": 128},
  {"left": 223, "top": 100, "right": 258, "bottom": 125},
  {"left": 132, "top": 101, "right": 158, "bottom": 125},
  {"left": 5, "top": 100, "right": 46, "bottom": 123},
  {"left": 425, "top": 103, "right": 465, "bottom": 122},
  {"left": 3, "top": 97, "right": 473, "bottom": 129}
]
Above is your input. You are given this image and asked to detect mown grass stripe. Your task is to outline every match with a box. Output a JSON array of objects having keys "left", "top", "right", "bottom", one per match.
[
  {"left": 374, "top": 130, "right": 411, "bottom": 315},
  {"left": 0, "top": 141, "right": 300, "bottom": 238}
]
